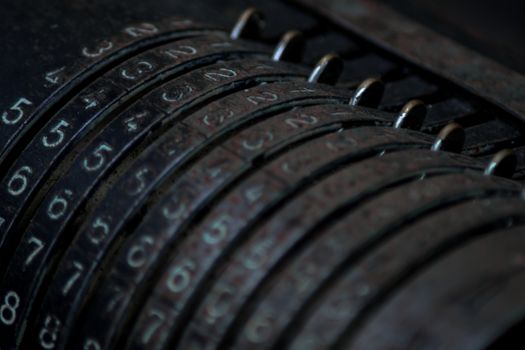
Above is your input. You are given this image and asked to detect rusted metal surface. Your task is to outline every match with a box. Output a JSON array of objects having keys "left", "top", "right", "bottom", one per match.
[
  {"left": 346, "top": 223, "right": 525, "bottom": 350},
  {"left": 290, "top": 195, "right": 525, "bottom": 350},
  {"left": 292, "top": 0, "right": 525, "bottom": 121},
  {"left": 234, "top": 173, "right": 520, "bottom": 349}
]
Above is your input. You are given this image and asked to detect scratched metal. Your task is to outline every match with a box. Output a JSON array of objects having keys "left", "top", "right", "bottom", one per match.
[
  {"left": 136, "top": 147, "right": 484, "bottom": 350},
  {"left": 346, "top": 223, "right": 525, "bottom": 350},
  {"left": 32, "top": 83, "right": 350, "bottom": 350},
  {"left": 288, "top": 194, "right": 525, "bottom": 350},
  {"left": 3, "top": 60, "right": 305, "bottom": 350},
  {"left": 0, "top": 35, "right": 270, "bottom": 280},
  {"left": 231, "top": 173, "right": 520, "bottom": 349}
]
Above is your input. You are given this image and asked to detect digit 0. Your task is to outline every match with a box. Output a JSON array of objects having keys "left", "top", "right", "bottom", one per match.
[{"left": 123, "top": 23, "right": 159, "bottom": 38}]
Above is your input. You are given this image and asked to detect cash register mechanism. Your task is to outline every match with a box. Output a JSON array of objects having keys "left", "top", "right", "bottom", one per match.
[{"left": 0, "top": 0, "right": 524, "bottom": 349}]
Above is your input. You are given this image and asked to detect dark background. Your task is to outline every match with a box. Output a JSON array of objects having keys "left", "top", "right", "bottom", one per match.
[{"left": 381, "top": 0, "right": 525, "bottom": 74}]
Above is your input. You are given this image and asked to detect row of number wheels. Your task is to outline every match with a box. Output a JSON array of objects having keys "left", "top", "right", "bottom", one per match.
[{"left": 0, "top": 12, "right": 524, "bottom": 350}]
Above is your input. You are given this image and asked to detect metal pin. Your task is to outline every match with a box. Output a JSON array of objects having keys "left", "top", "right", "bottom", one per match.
[
  {"left": 308, "top": 53, "right": 344, "bottom": 85},
  {"left": 394, "top": 100, "right": 426, "bottom": 130},
  {"left": 484, "top": 149, "right": 517, "bottom": 178},
  {"left": 431, "top": 123, "right": 465, "bottom": 153},
  {"left": 350, "top": 78, "right": 384, "bottom": 108},
  {"left": 272, "top": 30, "right": 305, "bottom": 62},
  {"left": 431, "top": 122, "right": 465, "bottom": 153},
  {"left": 230, "top": 8, "right": 265, "bottom": 40}
]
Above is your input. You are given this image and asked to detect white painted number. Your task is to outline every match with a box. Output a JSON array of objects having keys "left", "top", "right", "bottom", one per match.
[
  {"left": 83, "top": 338, "right": 101, "bottom": 350},
  {"left": 120, "top": 61, "right": 154, "bottom": 81},
  {"left": 162, "top": 201, "right": 187, "bottom": 221},
  {"left": 203, "top": 215, "right": 230, "bottom": 245},
  {"left": 141, "top": 309, "right": 165, "bottom": 345},
  {"left": 47, "top": 189, "right": 73, "bottom": 220},
  {"left": 62, "top": 261, "right": 84, "bottom": 295},
  {"left": 127, "top": 236, "right": 154, "bottom": 269},
  {"left": 124, "top": 111, "right": 148, "bottom": 132},
  {"left": 161, "top": 85, "right": 193, "bottom": 102},
  {"left": 124, "top": 23, "right": 159, "bottom": 38},
  {"left": 204, "top": 68, "right": 238, "bottom": 82},
  {"left": 42, "top": 119, "right": 70, "bottom": 148},
  {"left": 81, "top": 89, "right": 105, "bottom": 110},
  {"left": 82, "top": 143, "right": 113, "bottom": 172},
  {"left": 289, "top": 87, "right": 316, "bottom": 93},
  {"left": 241, "top": 132, "right": 274, "bottom": 151},
  {"left": 82, "top": 41, "right": 114, "bottom": 58},
  {"left": 126, "top": 168, "right": 151, "bottom": 196},
  {"left": 210, "top": 42, "right": 232, "bottom": 48},
  {"left": 7, "top": 165, "right": 33, "bottom": 196},
  {"left": 0, "top": 291, "right": 20, "bottom": 325},
  {"left": 285, "top": 113, "right": 319, "bottom": 129},
  {"left": 44, "top": 67, "right": 65, "bottom": 86},
  {"left": 164, "top": 46, "right": 197, "bottom": 60},
  {"left": 244, "top": 239, "right": 273, "bottom": 270},
  {"left": 89, "top": 217, "right": 110, "bottom": 245},
  {"left": 246, "top": 92, "right": 278, "bottom": 106},
  {"left": 202, "top": 110, "right": 234, "bottom": 127},
  {"left": 166, "top": 259, "right": 195, "bottom": 294},
  {"left": 39, "top": 314, "right": 62, "bottom": 349},
  {"left": 104, "top": 286, "right": 123, "bottom": 314},
  {"left": 203, "top": 284, "right": 235, "bottom": 325},
  {"left": 244, "top": 185, "right": 264, "bottom": 204},
  {"left": 245, "top": 310, "right": 273, "bottom": 344},
  {"left": 2, "top": 98, "right": 33, "bottom": 125},
  {"left": 25, "top": 236, "right": 44, "bottom": 266}
]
